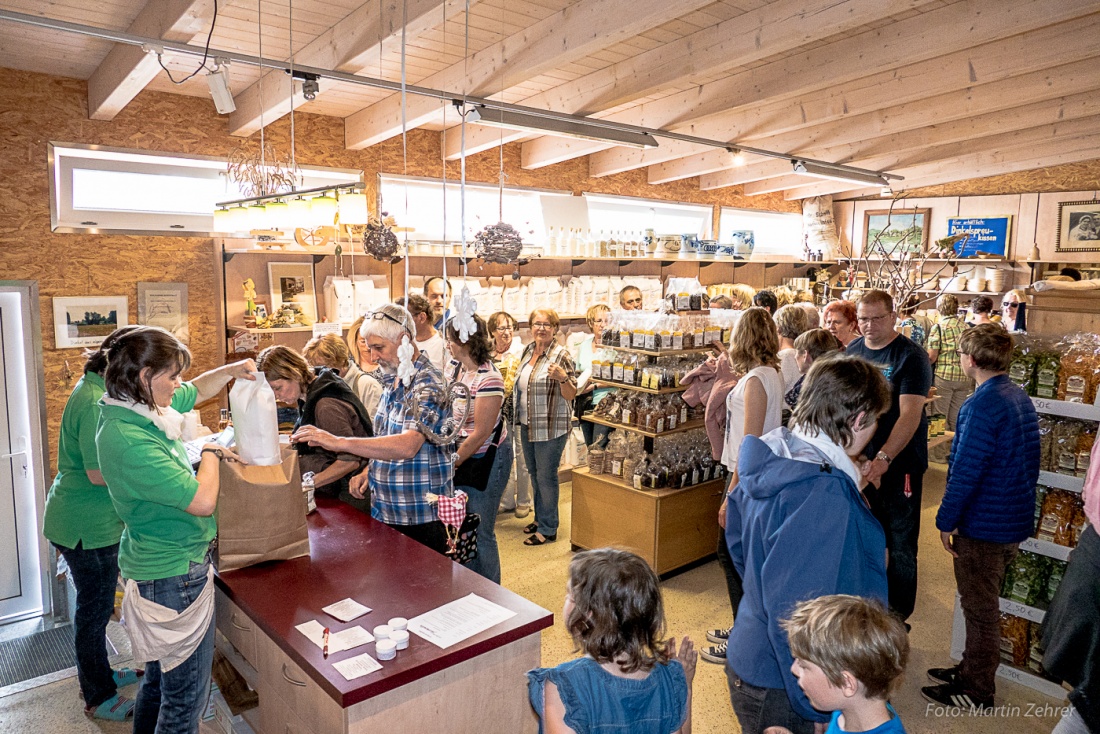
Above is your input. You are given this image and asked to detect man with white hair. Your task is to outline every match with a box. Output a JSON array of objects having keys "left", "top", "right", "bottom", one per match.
[{"left": 292, "top": 304, "right": 455, "bottom": 552}]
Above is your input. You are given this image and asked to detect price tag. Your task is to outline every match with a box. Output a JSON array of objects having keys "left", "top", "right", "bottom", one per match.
[
  {"left": 1033, "top": 399, "right": 1051, "bottom": 412},
  {"left": 999, "top": 597, "right": 1045, "bottom": 623},
  {"left": 313, "top": 322, "right": 343, "bottom": 337}
]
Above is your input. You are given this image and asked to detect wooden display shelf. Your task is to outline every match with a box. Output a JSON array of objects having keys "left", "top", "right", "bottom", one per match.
[
  {"left": 927, "top": 430, "right": 954, "bottom": 449},
  {"left": 570, "top": 467, "right": 726, "bottom": 576},
  {"left": 228, "top": 323, "right": 352, "bottom": 334},
  {"left": 591, "top": 379, "right": 688, "bottom": 395},
  {"left": 600, "top": 344, "right": 715, "bottom": 357},
  {"left": 582, "top": 414, "right": 705, "bottom": 438}
]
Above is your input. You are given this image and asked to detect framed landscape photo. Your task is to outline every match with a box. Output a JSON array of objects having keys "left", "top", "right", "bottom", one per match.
[
  {"left": 53, "top": 296, "right": 128, "bottom": 349},
  {"left": 267, "top": 262, "right": 317, "bottom": 322},
  {"left": 863, "top": 208, "right": 931, "bottom": 256},
  {"left": 1056, "top": 200, "right": 1100, "bottom": 253}
]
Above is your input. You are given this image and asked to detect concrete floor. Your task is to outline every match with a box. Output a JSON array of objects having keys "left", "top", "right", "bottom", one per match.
[{"left": 0, "top": 462, "right": 1069, "bottom": 733}]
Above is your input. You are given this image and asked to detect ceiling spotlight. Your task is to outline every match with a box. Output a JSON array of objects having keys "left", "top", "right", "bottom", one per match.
[
  {"left": 290, "top": 70, "right": 321, "bottom": 102},
  {"left": 205, "top": 60, "right": 235, "bottom": 114},
  {"left": 727, "top": 147, "right": 746, "bottom": 167}
]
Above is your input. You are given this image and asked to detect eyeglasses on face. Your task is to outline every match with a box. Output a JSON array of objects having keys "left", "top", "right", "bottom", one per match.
[
  {"left": 856, "top": 313, "right": 891, "bottom": 325},
  {"left": 495, "top": 325, "right": 514, "bottom": 333},
  {"left": 531, "top": 322, "right": 554, "bottom": 330},
  {"left": 1002, "top": 301, "right": 1018, "bottom": 307}
]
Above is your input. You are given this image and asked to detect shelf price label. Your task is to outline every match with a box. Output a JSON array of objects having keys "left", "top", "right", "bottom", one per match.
[{"left": 999, "top": 597, "right": 1045, "bottom": 623}]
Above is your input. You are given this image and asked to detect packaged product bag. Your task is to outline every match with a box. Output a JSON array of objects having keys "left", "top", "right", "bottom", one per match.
[
  {"left": 229, "top": 372, "right": 281, "bottom": 466},
  {"left": 323, "top": 276, "right": 356, "bottom": 324},
  {"left": 215, "top": 447, "right": 310, "bottom": 572}
]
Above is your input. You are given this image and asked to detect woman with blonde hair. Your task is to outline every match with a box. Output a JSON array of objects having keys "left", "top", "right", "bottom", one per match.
[
  {"left": 927, "top": 294, "right": 970, "bottom": 462},
  {"left": 303, "top": 333, "right": 382, "bottom": 416},
  {"left": 488, "top": 310, "right": 531, "bottom": 518},
  {"left": 345, "top": 315, "right": 381, "bottom": 374},
  {"left": 728, "top": 283, "right": 756, "bottom": 310},
  {"left": 1000, "top": 288, "right": 1027, "bottom": 332},
  {"left": 568, "top": 303, "right": 614, "bottom": 447},
  {"left": 773, "top": 304, "right": 813, "bottom": 390},
  {"left": 705, "top": 307, "right": 785, "bottom": 665}
]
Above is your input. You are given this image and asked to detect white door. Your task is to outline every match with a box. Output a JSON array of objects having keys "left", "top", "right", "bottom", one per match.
[{"left": 0, "top": 286, "right": 50, "bottom": 622}]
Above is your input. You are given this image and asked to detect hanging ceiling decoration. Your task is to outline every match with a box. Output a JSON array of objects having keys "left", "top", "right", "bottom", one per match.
[
  {"left": 473, "top": 221, "right": 525, "bottom": 265},
  {"left": 363, "top": 213, "right": 401, "bottom": 262}
]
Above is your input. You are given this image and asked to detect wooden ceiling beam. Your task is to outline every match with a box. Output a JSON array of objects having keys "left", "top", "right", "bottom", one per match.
[
  {"left": 87, "top": 0, "right": 216, "bottom": 121},
  {"left": 646, "top": 53, "right": 1100, "bottom": 184},
  {"left": 444, "top": 0, "right": 926, "bottom": 162},
  {"left": 344, "top": 0, "right": 713, "bottom": 150},
  {"left": 227, "top": 0, "right": 466, "bottom": 137},
  {"left": 525, "top": 0, "right": 1099, "bottom": 170},
  {"left": 778, "top": 117, "right": 1100, "bottom": 199}
]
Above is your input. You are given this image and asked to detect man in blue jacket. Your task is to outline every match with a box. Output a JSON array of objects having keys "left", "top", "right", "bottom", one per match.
[
  {"left": 922, "top": 324, "right": 1040, "bottom": 713},
  {"left": 725, "top": 356, "right": 891, "bottom": 733}
]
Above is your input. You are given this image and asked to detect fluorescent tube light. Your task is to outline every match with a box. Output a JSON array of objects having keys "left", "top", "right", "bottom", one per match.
[
  {"left": 792, "top": 160, "right": 888, "bottom": 187},
  {"left": 466, "top": 106, "right": 658, "bottom": 149}
]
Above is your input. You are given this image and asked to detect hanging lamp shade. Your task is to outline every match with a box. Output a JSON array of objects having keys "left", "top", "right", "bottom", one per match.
[
  {"left": 338, "top": 192, "right": 369, "bottom": 225},
  {"left": 227, "top": 205, "right": 250, "bottom": 233},
  {"left": 287, "top": 197, "right": 312, "bottom": 230},
  {"left": 213, "top": 207, "right": 234, "bottom": 232},
  {"left": 264, "top": 200, "right": 290, "bottom": 231},
  {"left": 246, "top": 203, "right": 267, "bottom": 231},
  {"left": 310, "top": 194, "right": 338, "bottom": 226}
]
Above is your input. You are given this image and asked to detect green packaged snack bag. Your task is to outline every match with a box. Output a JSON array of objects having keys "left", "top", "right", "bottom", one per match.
[
  {"left": 1034, "top": 351, "right": 1061, "bottom": 399},
  {"left": 1006, "top": 551, "right": 1050, "bottom": 607}
]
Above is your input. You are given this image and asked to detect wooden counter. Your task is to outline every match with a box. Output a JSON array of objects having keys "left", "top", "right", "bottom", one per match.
[{"left": 214, "top": 497, "right": 553, "bottom": 734}]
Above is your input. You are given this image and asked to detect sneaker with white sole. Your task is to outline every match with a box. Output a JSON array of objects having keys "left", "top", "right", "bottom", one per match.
[
  {"left": 700, "top": 641, "right": 727, "bottom": 664},
  {"left": 921, "top": 683, "right": 994, "bottom": 714},
  {"left": 706, "top": 626, "right": 731, "bottom": 644},
  {"left": 927, "top": 665, "right": 960, "bottom": 686}
]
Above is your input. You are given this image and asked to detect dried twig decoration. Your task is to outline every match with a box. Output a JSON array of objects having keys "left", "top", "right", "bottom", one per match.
[
  {"left": 363, "top": 215, "right": 401, "bottom": 262},
  {"left": 474, "top": 221, "right": 526, "bottom": 265},
  {"left": 226, "top": 141, "right": 300, "bottom": 197}
]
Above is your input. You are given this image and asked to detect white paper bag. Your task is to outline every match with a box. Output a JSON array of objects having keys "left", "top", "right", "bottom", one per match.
[
  {"left": 229, "top": 372, "right": 281, "bottom": 466},
  {"left": 324, "top": 276, "right": 356, "bottom": 324}
]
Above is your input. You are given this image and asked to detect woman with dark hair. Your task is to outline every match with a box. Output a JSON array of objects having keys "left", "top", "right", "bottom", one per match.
[
  {"left": 445, "top": 315, "right": 508, "bottom": 582},
  {"left": 257, "top": 344, "right": 373, "bottom": 509},
  {"left": 968, "top": 295, "right": 996, "bottom": 327},
  {"left": 43, "top": 326, "right": 144, "bottom": 721},
  {"left": 95, "top": 327, "right": 255, "bottom": 733}
]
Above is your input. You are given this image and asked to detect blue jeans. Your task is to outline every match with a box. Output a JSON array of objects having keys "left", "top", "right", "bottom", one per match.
[
  {"left": 519, "top": 426, "right": 568, "bottom": 537},
  {"left": 579, "top": 419, "right": 611, "bottom": 448},
  {"left": 54, "top": 541, "right": 120, "bottom": 708},
  {"left": 726, "top": 667, "right": 815, "bottom": 734},
  {"left": 132, "top": 558, "right": 216, "bottom": 734},
  {"left": 460, "top": 437, "right": 514, "bottom": 583}
]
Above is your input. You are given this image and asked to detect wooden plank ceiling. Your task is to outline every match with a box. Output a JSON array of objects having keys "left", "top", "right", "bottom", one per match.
[{"left": 1, "top": 0, "right": 1098, "bottom": 199}]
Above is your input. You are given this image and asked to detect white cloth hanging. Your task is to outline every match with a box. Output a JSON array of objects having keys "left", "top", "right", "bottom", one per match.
[{"left": 120, "top": 566, "right": 215, "bottom": 672}]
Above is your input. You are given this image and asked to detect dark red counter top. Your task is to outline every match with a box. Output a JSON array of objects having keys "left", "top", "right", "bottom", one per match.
[{"left": 213, "top": 496, "right": 553, "bottom": 708}]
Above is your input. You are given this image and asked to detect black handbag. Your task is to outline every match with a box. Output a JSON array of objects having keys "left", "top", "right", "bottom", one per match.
[
  {"left": 452, "top": 418, "right": 505, "bottom": 491},
  {"left": 573, "top": 390, "right": 595, "bottom": 421}
]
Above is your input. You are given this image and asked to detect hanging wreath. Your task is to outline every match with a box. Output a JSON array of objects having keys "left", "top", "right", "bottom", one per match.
[
  {"left": 363, "top": 213, "right": 401, "bottom": 262},
  {"left": 473, "top": 221, "right": 526, "bottom": 265}
]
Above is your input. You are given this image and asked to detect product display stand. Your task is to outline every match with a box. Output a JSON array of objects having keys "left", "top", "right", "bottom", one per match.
[
  {"left": 571, "top": 342, "right": 725, "bottom": 577},
  {"left": 949, "top": 396, "right": 1098, "bottom": 699}
]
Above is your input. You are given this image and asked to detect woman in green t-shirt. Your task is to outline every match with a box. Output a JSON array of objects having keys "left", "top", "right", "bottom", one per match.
[
  {"left": 43, "top": 327, "right": 144, "bottom": 720},
  {"left": 95, "top": 327, "right": 254, "bottom": 734}
]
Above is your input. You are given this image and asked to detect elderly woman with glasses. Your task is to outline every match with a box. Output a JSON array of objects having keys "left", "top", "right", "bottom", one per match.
[
  {"left": 489, "top": 311, "right": 532, "bottom": 518},
  {"left": 516, "top": 309, "right": 577, "bottom": 546}
]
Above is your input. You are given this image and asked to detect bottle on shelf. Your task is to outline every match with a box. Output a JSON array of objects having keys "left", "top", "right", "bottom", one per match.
[{"left": 547, "top": 226, "right": 558, "bottom": 253}]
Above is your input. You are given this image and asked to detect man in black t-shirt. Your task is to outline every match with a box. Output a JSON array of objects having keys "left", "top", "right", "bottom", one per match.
[{"left": 846, "top": 290, "right": 933, "bottom": 622}]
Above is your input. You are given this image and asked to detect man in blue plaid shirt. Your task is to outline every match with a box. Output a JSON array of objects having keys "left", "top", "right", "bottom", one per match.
[{"left": 292, "top": 303, "right": 454, "bottom": 552}]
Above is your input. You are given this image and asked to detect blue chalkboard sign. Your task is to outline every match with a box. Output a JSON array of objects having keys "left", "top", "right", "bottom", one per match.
[{"left": 947, "top": 217, "right": 1012, "bottom": 258}]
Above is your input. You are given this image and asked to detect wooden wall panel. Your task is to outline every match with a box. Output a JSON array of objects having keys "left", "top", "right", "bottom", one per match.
[{"left": 0, "top": 65, "right": 1092, "bottom": 471}]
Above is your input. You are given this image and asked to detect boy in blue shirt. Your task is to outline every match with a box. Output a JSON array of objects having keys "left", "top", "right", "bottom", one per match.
[{"left": 771, "top": 595, "right": 910, "bottom": 734}]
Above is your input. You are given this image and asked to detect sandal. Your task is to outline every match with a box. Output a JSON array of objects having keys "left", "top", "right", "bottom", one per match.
[
  {"left": 524, "top": 533, "right": 556, "bottom": 546},
  {"left": 85, "top": 693, "right": 135, "bottom": 721},
  {"left": 522, "top": 522, "right": 539, "bottom": 535},
  {"left": 112, "top": 667, "right": 143, "bottom": 688}
]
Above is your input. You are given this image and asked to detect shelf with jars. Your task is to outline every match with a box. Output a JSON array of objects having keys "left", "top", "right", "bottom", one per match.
[{"left": 571, "top": 308, "right": 730, "bottom": 576}]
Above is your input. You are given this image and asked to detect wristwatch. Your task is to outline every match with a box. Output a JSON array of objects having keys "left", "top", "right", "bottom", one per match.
[
  {"left": 201, "top": 447, "right": 225, "bottom": 461},
  {"left": 875, "top": 451, "right": 892, "bottom": 465}
]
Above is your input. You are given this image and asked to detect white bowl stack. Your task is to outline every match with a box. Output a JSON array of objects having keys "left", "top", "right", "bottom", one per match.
[{"left": 986, "top": 266, "right": 1009, "bottom": 293}]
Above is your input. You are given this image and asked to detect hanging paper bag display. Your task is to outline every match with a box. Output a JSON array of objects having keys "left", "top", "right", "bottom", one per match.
[
  {"left": 802, "top": 195, "right": 839, "bottom": 259},
  {"left": 229, "top": 371, "right": 281, "bottom": 466}
]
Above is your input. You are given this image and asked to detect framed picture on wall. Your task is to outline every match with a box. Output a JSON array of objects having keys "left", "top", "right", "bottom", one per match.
[
  {"left": 137, "top": 282, "right": 189, "bottom": 344},
  {"left": 863, "top": 208, "right": 931, "bottom": 256},
  {"left": 1056, "top": 200, "right": 1100, "bottom": 253},
  {"left": 53, "top": 296, "right": 128, "bottom": 349},
  {"left": 267, "top": 262, "right": 317, "bottom": 322}
]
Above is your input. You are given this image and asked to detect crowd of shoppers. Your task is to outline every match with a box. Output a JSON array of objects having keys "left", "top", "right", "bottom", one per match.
[{"left": 46, "top": 276, "right": 1066, "bottom": 734}]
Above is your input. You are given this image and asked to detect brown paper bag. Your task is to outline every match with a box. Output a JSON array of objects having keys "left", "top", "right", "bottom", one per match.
[{"left": 215, "top": 447, "right": 310, "bottom": 572}]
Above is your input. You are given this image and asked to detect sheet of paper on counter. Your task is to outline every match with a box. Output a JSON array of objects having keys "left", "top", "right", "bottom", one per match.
[
  {"left": 332, "top": 652, "right": 383, "bottom": 681},
  {"left": 294, "top": 620, "right": 375, "bottom": 653},
  {"left": 407, "top": 593, "right": 517, "bottom": 649},
  {"left": 322, "top": 598, "right": 372, "bottom": 622}
]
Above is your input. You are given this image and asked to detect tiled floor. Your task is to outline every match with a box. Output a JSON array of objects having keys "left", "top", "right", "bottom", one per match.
[{"left": 0, "top": 463, "right": 1069, "bottom": 733}]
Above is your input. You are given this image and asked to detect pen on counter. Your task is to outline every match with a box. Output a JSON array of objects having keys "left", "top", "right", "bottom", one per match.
[{"left": 322, "top": 627, "right": 330, "bottom": 659}]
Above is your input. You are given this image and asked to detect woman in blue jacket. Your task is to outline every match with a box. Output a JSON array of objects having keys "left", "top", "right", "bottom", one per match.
[{"left": 724, "top": 355, "right": 892, "bottom": 734}]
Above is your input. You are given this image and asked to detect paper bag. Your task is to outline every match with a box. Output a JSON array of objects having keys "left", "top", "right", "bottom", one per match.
[
  {"left": 229, "top": 372, "right": 280, "bottom": 466},
  {"left": 215, "top": 448, "right": 310, "bottom": 572}
]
